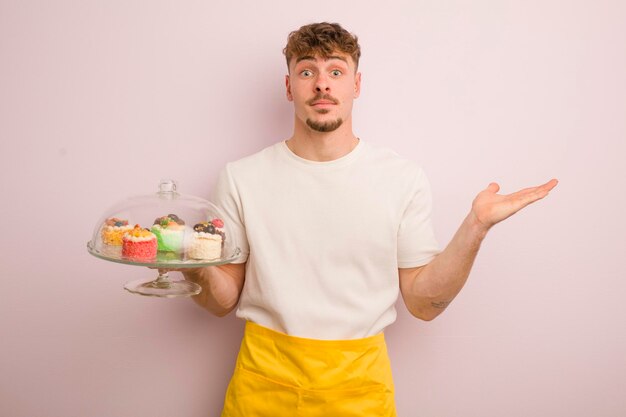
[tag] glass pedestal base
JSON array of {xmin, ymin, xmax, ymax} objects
[{"xmin": 124, "ymin": 270, "xmax": 201, "ymax": 298}]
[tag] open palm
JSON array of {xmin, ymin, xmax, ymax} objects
[{"xmin": 471, "ymin": 179, "xmax": 559, "ymax": 230}]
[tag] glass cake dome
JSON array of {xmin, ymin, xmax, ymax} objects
[{"xmin": 87, "ymin": 179, "xmax": 241, "ymax": 297}]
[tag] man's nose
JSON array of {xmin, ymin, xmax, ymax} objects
[{"xmin": 314, "ymin": 74, "xmax": 330, "ymax": 92}]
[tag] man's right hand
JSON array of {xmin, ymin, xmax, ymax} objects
[{"xmin": 180, "ymin": 263, "xmax": 246, "ymax": 316}]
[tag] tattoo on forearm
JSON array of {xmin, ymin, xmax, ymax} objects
[{"xmin": 431, "ymin": 300, "xmax": 451, "ymax": 309}]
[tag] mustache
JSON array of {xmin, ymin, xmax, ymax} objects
[{"xmin": 306, "ymin": 94, "xmax": 339, "ymax": 105}]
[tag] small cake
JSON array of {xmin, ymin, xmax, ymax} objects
[
  {"xmin": 122, "ymin": 225, "xmax": 157, "ymax": 260},
  {"xmin": 101, "ymin": 217, "xmax": 133, "ymax": 246},
  {"xmin": 186, "ymin": 218, "xmax": 225, "ymax": 260},
  {"xmin": 150, "ymin": 214, "xmax": 186, "ymax": 252}
]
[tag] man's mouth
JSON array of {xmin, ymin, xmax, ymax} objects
[{"xmin": 307, "ymin": 94, "xmax": 338, "ymax": 107}]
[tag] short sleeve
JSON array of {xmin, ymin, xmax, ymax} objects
[
  {"xmin": 396, "ymin": 168, "xmax": 440, "ymax": 268},
  {"xmin": 211, "ymin": 164, "xmax": 249, "ymax": 263}
]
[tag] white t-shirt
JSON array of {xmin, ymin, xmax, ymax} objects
[{"xmin": 212, "ymin": 140, "xmax": 440, "ymax": 339}]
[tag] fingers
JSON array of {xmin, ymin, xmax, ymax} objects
[
  {"xmin": 543, "ymin": 178, "xmax": 559, "ymax": 191},
  {"xmin": 512, "ymin": 178, "xmax": 559, "ymax": 207},
  {"xmin": 486, "ymin": 182, "xmax": 500, "ymax": 193},
  {"xmin": 489, "ymin": 179, "xmax": 558, "ymax": 197},
  {"xmin": 481, "ymin": 178, "xmax": 558, "ymax": 212},
  {"xmin": 527, "ymin": 178, "xmax": 559, "ymax": 196},
  {"xmin": 531, "ymin": 178, "xmax": 559, "ymax": 200}
]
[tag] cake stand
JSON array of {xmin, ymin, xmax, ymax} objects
[{"xmin": 86, "ymin": 179, "xmax": 241, "ymax": 298}]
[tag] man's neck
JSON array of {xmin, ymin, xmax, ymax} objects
[{"xmin": 286, "ymin": 118, "xmax": 359, "ymax": 162}]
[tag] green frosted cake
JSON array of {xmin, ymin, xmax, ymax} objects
[{"xmin": 150, "ymin": 214, "xmax": 186, "ymax": 252}]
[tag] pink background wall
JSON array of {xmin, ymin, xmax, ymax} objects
[{"xmin": 2, "ymin": 1, "xmax": 624, "ymax": 416}]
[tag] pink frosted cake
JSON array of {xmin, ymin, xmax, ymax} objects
[
  {"xmin": 101, "ymin": 217, "xmax": 133, "ymax": 246},
  {"xmin": 186, "ymin": 218, "xmax": 225, "ymax": 261},
  {"xmin": 122, "ymin": 225, "xmax": 157, "ymax": 260}
]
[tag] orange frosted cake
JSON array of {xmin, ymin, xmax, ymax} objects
[{"xmin": 101, "ymin": 217, "xmax": 133, "ymax": 246}]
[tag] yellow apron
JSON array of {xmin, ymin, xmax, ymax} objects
[{"xmin": 221, "ymin": 322, "xmax": 397, "ymax": 417}]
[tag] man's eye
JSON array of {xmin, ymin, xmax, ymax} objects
[
  {"xmin": 331, "ymin": 70, "xmax": 342, "ymax": 76},
  {"xmin": 301, "ymin": 70, "xmax": 313, "ymax": 77}
]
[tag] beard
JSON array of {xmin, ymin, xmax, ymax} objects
[
  {"xmin": 306, "ymin": 116, "xmax": 344, "ymax": 132},
  {"xmin": 305, "ymin": 93, "xmax": 343, "ymax": 132}
]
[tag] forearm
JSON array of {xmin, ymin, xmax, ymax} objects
[
  {"xmin": 182, "ymin": 263, "xmax": 245, "ymax": 317},
  {"xmin": 401, "ymin": 178, "xmax": 558, "ymax": 321},
  {"xmin": 401, "ymin": 212, "xmax": 488, "ymax": 321}
]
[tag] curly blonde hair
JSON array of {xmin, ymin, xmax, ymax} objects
[{"xmin": 283, "ymin": 22, "xmax": 361, "ymax": 70}]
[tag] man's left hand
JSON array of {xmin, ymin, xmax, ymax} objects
[{"xmin": 470, "ymin": 178, "xmax": 559, "ymax": 232}]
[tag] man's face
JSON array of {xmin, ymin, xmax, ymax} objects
[{"xmin": 286, "ymin": 53, "xmax": 361, "ymax": 133}]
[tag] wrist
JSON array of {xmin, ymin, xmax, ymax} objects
[{"xmin": 465, "ymin": 211, "xmax": 490, "ymax": 242}]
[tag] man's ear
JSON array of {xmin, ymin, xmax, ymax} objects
[
  {"xmin": 354, "ymin": 72, "xmax": 362, "ymax": 98},
  {"xmin": 285, "ymin": 75, "xmax": 293, "ymax": 101}
]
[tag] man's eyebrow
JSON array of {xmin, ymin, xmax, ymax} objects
[
  {"xmin": 295, "ymin": 55, "xmax": 316, "ymax": 64},
  {"xmin": 295, "ymin": 55, "xmax": 349, "ymax": 64}
]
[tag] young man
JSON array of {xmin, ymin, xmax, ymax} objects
[{"xmin": 183, "ymin": 22, "xmax": 557, "ymax": 416}]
